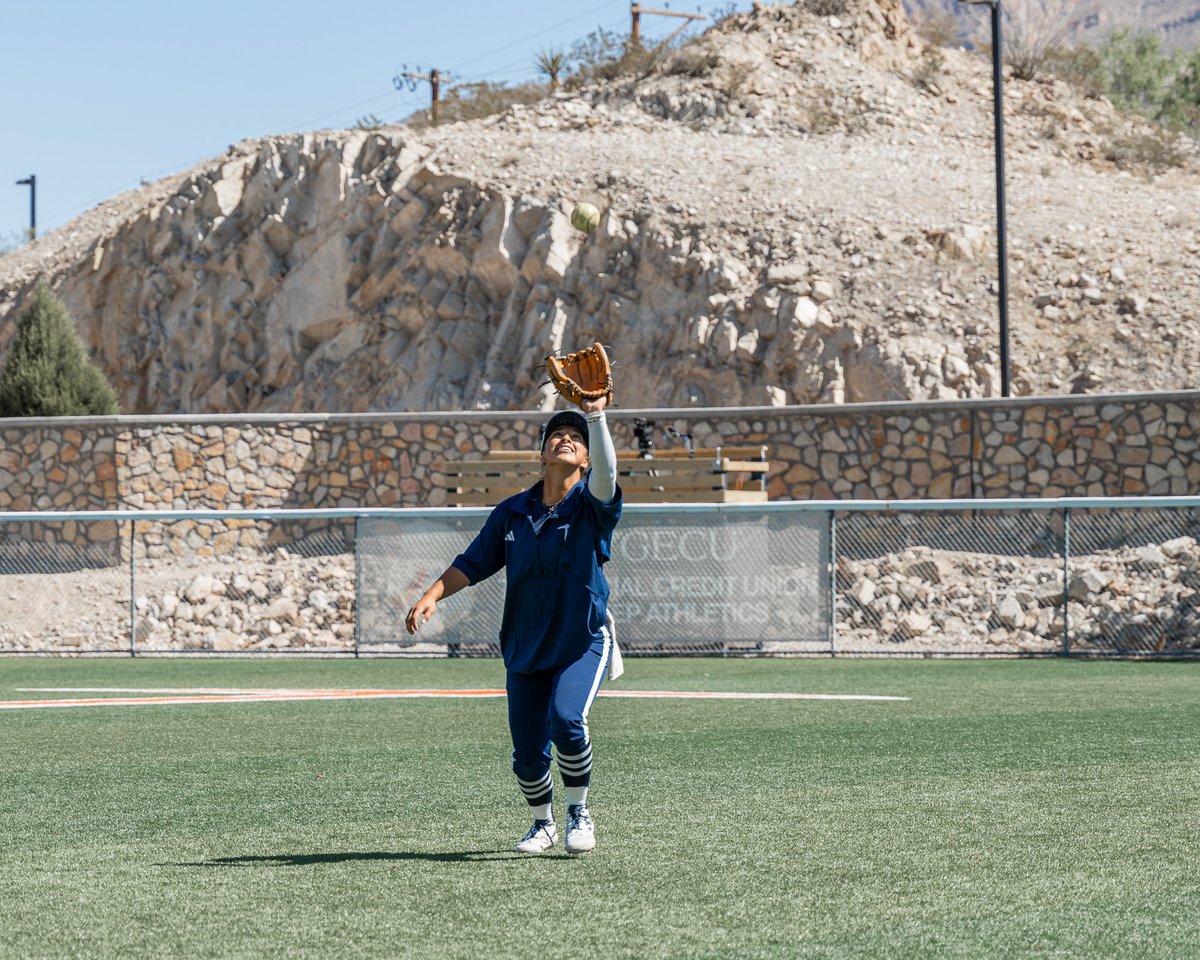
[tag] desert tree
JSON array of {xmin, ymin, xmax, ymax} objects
[{"xmin": 0, "ymin": 279, "xmax": 119, "ymax": 417}]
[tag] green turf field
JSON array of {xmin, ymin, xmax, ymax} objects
[{"xmin": 1, "ymin": 657, "xmax": 1197, "ymax": 959}]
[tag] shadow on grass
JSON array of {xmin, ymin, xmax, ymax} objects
[{"xmin": 163, "ymin": 849, "xmax": 570, "ymax": 867}]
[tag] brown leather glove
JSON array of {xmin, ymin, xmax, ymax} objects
[{"xmin": 545, "ymin": 342, "xmax": 614, "ymax": 406}]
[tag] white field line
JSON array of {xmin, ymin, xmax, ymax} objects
[
  {"xmin": 1, "ymin": 689, "xmax": 507, "ymax": 710},
  {"xmin": 2, "ymin": 687, "xmax": 910, "ymax": 710},
  {"xmin": 600, "ymin": 690, "xmax": 908, "ymax": 701},
  {"xmin": 15, "ymin": 687, "xmax": 468, "ymax": 695}
]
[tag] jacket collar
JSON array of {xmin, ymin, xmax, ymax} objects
[{"xmin": 526, "ymin": 475, "xmax": 587, "ymax": 517}]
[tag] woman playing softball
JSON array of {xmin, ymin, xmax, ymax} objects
[{"xmin": 405, "ymin": 395, "xmax": 621, "ymax": 855}]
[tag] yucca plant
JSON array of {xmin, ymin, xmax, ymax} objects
[{"xmin": 534, "ymin": 47, "xmax": 566, "ymax": 90}]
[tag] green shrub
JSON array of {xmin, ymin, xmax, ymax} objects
[
  {"xmin": 1100, "ymin": 30, "xmax": 1177, "ymax": 118},
  {"xmin": 0, "ymin": 280, "xmax": 120, "ymax": 417},
  {"xmin": 1052, "ymin": 30, "xmax": 1200, "ymax": 133},
  {"xmin": 1163, "ymin": 49, "xmax": 1200, "ymax": 129}
]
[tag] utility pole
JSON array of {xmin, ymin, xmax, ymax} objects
[
  {"xmin": 395, "ymin": 67, "xmax": 442, "ymax": 126},
  {"xmin": 956, "ymin": 0, "xmax": 1011, "ymax": 396},
  {"xmin": 15, "ymin": 175, "xmax": 36, "ymax": 241},
  {"xmin": 630, "ymin": 5, "xmax": 706, "ymax": 46}
]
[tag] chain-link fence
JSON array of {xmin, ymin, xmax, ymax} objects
[
  {"xmin": 1065, "ymin": 506, "xmax": 1200, "ymax": 655},
  {"xmin": 357, "ymin": 512, "xmax": 502, "ymax": 657},
  {"xmin": 835, "ymin": 508, "xmax": 1066, "ymax": 655},
  {"xmin": 0, "ymin": 519, "xmax": 126, "ymax": 654},
  {"xmin": 130, "ymin": 517, "xmax": 356, "ymax": 654},
  {"xmin": 2, "ymin": 501, "xmax": 1199, "ymax": 657},
  {"xmin": 358, "ymin": 507, "xmax": 829, "ymax": 657}
]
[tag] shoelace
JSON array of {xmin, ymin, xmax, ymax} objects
[
  {"xmin": 523, "ymin": 821, "xmax": 554, "ymax": 843},
  {"xmin": 567, "ymin": 807, "xmax": 592, "ymax": 831}
]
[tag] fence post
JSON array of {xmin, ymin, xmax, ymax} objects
[
  {"xmin": 1061, "ymin": 507, "xmax": 1071, "ymax": 657},
  {"xmin": 353, "ymin": 516, "xmax": 361, "ymax": 658},
  {"xmin": 128, "ymin": 521, "xmax": 137, "ymax": 657},
  {"xmin": 828, "ymin": 510, "xmax": 837, "ymax": 658}
]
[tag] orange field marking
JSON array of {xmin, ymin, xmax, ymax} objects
[{"xmin": 2, "ymin": 687, "xmax": 909, "ymax": 710}]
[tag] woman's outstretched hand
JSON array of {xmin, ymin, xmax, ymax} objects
[
  {"xmin": 405, "ymin": 594, "xmax": 437, "ymax": 634},
  {"xmin": 404, "ymin": 568, "xmax": 470, "ymax": 635}
]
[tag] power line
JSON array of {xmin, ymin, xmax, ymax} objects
[
  {"xmin": 262, "ymin": 6, "xmax": 629, "ymax": 138},
  {"xmin": 41, "ymin": 86, "xmax": 400, "ymax": 226},
  {"xmin": 34, "ymin": 4, "xmax": 728, "ymax": 229},
  {"xmin": 276, "ymin": 6, "xmax": 642, "ymax": 131},
  {"xmin": 287, "ymin": 89, "xmax": 399, "ymax": 133},
  {"xmin": 449, "ymin": 0, "xmax": 627, "ymax": 72},
  {"xmin": 41, "ymin": 157, "xmax": 211, "ymax": 227},
  {"xmin": 455, "ymin": 13, "xmax": 634, "ymax": 84}
]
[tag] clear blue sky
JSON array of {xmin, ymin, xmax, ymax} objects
[{"xmin": 0, "ymin": 0, "xmax": 747, "ymax": 242}]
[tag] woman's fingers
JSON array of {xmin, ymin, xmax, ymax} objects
[{"xmin": 406, "ymin": 598, "xmax": 435, "ymax": 634}]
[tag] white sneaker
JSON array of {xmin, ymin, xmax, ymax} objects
[
  {"xmin": 565, "ymin": 804, "xmax": 595, "ymax": 855},
  {"xmin": 514, "ymin": 819, "xmax": 557, "ymax": 854}
]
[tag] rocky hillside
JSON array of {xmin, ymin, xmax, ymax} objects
[
  {"xmin": 906, "ymin": 0, "xmax": 1200, "ymax": 51},
  {"xmin": 1, "ymin": 0, "xmax": 1199, "ymax": 415}
]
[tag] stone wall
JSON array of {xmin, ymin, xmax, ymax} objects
[
  {"xmin": 1, "ymin": 392, "xmax": 1198, "ymax": 541},
  {"xmin": 763, "ymin": 395, "xmax": 1200, "ymax": 500}
]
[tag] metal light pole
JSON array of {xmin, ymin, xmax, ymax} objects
[
  {"xmin": 16, "ymin": 174, "xmax": 36, "ymax": 241},
  {"xmin": 959, "ymin": 0, "xmax": 1010, "ymax": 397}
]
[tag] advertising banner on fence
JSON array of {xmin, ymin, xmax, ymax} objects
[{"xmin": 357, "ymin": 509, "xmax": 830, "ymax": 653}]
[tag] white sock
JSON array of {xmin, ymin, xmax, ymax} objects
[
  {"xmin": 564, "ymin": 786, "xmax": 588, "ymax": 807},
  {"xmin": 529, "ymin": 802, "xmax": 553, "ymax": 822}
]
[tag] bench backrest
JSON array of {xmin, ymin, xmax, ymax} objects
[{"xmin": 441, "ymin": 447, "xmax": 769, "ymax": 506}]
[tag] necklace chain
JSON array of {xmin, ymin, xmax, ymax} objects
[{"xmin": 532, "ymin": 489, "xmax": 569, "ymax": 536}]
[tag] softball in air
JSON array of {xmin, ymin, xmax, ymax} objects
[{"xmin": 570, "ymin": 201, "xmax": 601, "ymax": 234}]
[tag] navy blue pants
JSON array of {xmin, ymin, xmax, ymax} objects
[{"xmin": 507, "ymin": 632, "xmax": 611, "ymax": 807}]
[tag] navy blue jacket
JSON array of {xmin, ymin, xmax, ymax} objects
[{"xmin": 451, "ymin": 476, "xmax": 622, "ymax": 674}]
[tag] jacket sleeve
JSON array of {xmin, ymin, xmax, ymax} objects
[{"xmin": 450, "ymin": 507, "xmax": 507, "ymax": 584}]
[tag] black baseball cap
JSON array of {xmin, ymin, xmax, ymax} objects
[{"xmin": 541, "ymin": 410, "xmax": 589, "ymax": 450}]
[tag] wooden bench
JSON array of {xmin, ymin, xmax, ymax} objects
[{"xmin": 441, "ymin": 446, "xmax": 770, "ymax": 506}]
